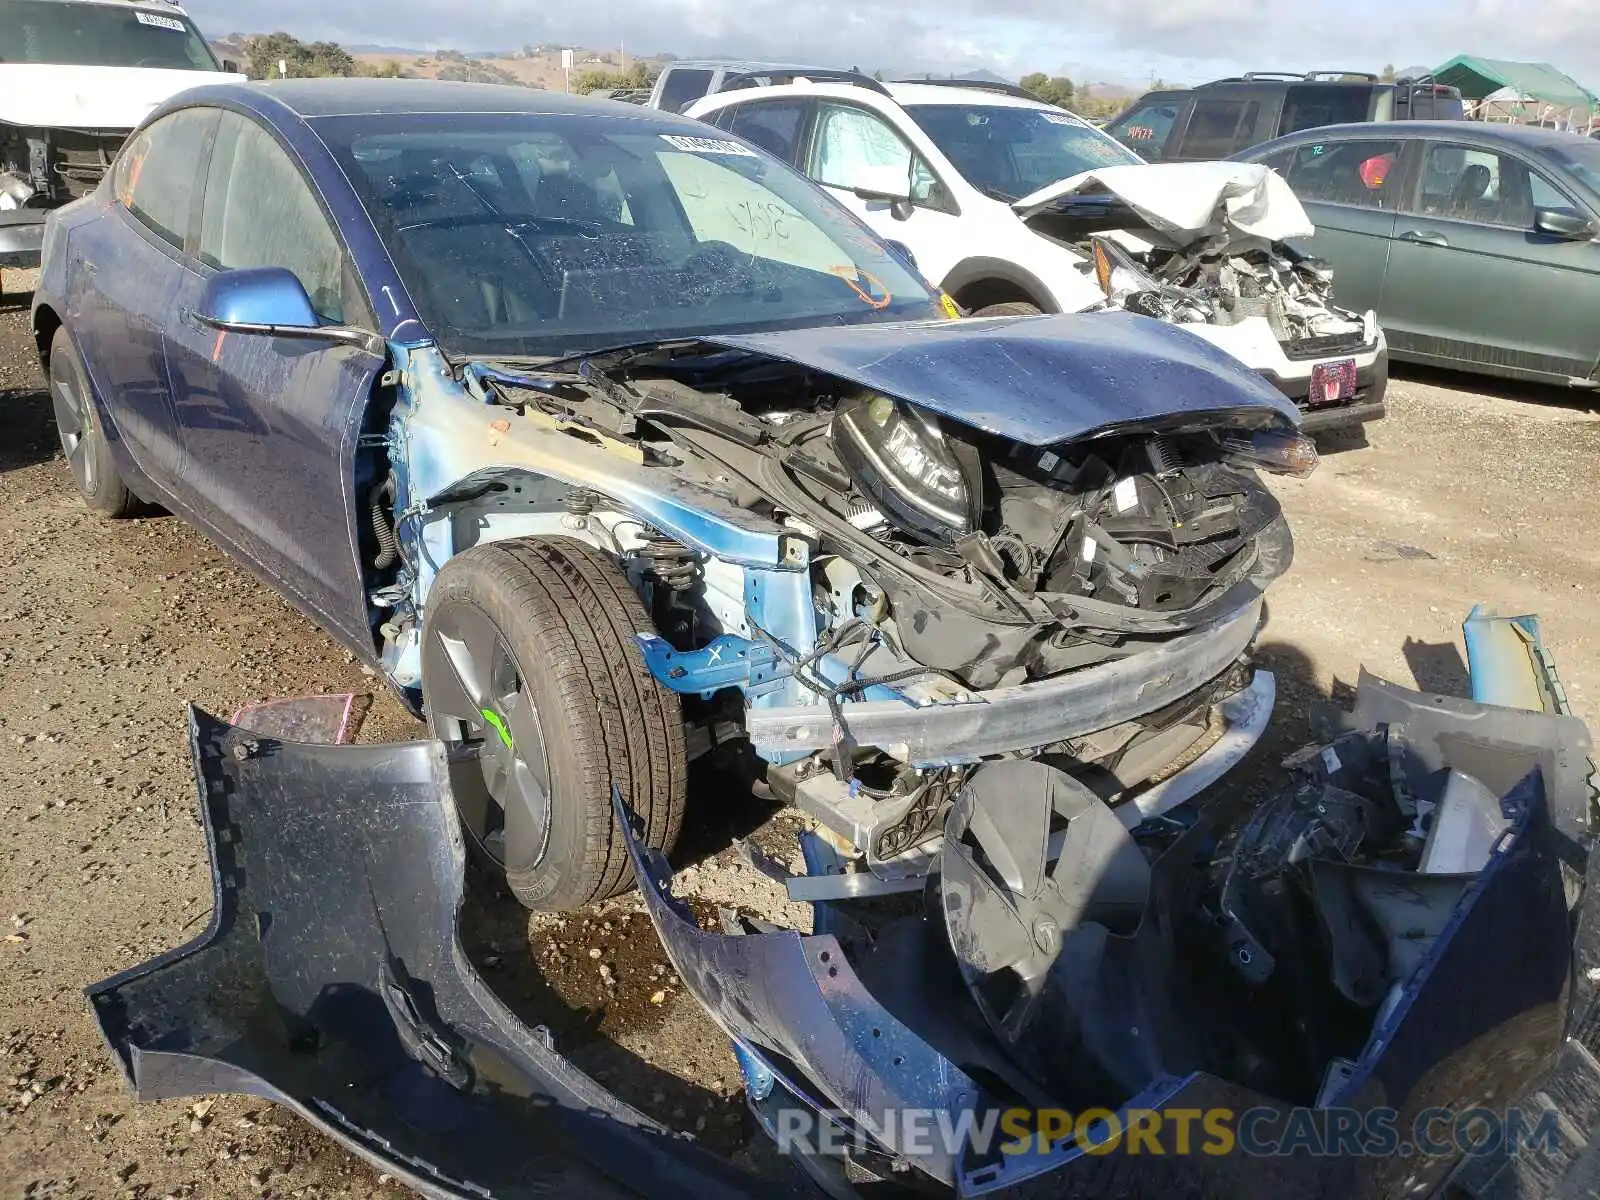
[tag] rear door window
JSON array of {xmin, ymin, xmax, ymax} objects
[
  {"xmin": 1177, "ymin": 98, "xmax": 1261, "ymax": 158},
  {"xmin": 723, "ymin": 100, "xmax": 811, "ymax": 165},
  {"xmin": 1104, "ymin": 98, "xmax": 1185, "ymax": 160},
  {"xmin": 657, "ymin": 68, "xmax": 713, "ymax": 113},
  {"xmin": 1279, "ymin": 85, "xmax": 1374, "ymax": 136},
  {"xmin": 1279, "ymin": 138, "xmax": 1405, "ymax": 209},
  {"xmin": 114, "ymin": 107, "xmax": 219, "ymax": 249}
]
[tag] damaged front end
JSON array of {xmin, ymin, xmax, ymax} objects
[
  {"xmin": 1017, "ymin": 163, "xmax": 1387, "ymax": 429},
  {"xmin": 382, "ymin": 313, "xmax": 1303, "ymax": 888},
  {"xmin": 90, "ymin": 610, "xmax": 1598, "ymax": 1197}
]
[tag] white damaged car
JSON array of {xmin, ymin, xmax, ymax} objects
[
  {"xmin": 0, "ymin": 0, "xmax": 233, "ymax": 272},
  {"xmin": 688, "ymin": 77, "xmax": 1388, "ymax": 433}
]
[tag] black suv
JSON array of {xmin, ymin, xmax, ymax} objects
[{"xmin": 1105, "ymin": 71, "xmax": 1465, "ymax": 161}]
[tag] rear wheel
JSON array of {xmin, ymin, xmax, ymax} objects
[
  {"xmin": 47, "ymin": 327, "xmax": 141, "ymax": 518},
  {"xmin": 970, "ymin": 301, "xmax": 1043, "ymax": 318},
  {"xmin": 421, "ymin": 536, "xmax": 687, "ymax": 912}
]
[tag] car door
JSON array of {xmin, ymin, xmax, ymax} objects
[
  {"xmin": 162, "ymin": 109, "xmax": 383, "ymax": 650},
  {"xmin": 1380, "ymin": 140, "xmax": 1600, "ymax": 380},
  {"xmin": 1256, "ymin": 135, "xmax": 1410, "ymax": 314},
  {"xmin": 800, "ymin": 100, "xmax": 963, "ymax": 286},
  {"xmin": 69, "ymin": 106, "xmax": 218, "ymax": 495},
  {"xmin": 1170, "ymin": 93, "xmax": 1277, "ymax": 161}
]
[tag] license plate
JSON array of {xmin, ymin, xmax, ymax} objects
[{"xmin": 1309, "ymin": 359, "xmax": 1358, "ymax": 406}]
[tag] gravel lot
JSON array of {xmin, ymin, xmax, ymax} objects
[{"xmin": 3, "ymin": 264, "xmax": 1598, "ymax": 1199}]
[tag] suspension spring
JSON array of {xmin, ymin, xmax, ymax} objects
[{"xmin": 635, "ymin": 529, "xmax": 700, "ymax": 588}]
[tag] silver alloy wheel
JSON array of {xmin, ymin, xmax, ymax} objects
[
  {"xmin": 48, "ymin": 347, "xmax": 96, "ymax": 497},
  {"xmin": 422, "ymin": 602, "xmax": 554, "ymax": 872}
]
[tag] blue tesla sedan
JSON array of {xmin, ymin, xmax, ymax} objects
[{"xmin": 31, "ymin": 79, "xmax": 1302, "ymax": 914}]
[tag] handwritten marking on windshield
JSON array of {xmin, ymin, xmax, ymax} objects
[{"xmin": 724, "ymin": 200, "xmax": 794, "ymax": 242}]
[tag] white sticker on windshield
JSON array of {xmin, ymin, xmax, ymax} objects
[
  {"xmin": 1113, "ymin": 477, "xmax": 1138, "ymax": 512},
  {"xmin": 134, "ymin": 10, "xmax": 187, "ymax": 30},
  {"xmin": 660, "ymin": 134, "xmax": 759, "ymax": 158},
  {"xmin": 1040, "ymin": 112, "xmax": 1079, "ymax": 126}
]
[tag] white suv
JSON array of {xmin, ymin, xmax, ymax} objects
[{"xmin": 687, "ymin": 77, "xmax": 1388, "ymax": 432}]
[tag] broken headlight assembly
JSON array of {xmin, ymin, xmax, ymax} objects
[{"xmin": 831, "ymin": 391, "xmax": 979, "ymax": 546}]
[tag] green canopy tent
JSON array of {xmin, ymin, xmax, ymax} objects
[{"xmin": 1429, "ymin": 55, "xmax": 1597, "ymax": 124}]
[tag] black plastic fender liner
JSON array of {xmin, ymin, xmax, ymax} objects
[{"xmin": 84, "ymin": 708, "xmax": 770, "ymax": 1200}]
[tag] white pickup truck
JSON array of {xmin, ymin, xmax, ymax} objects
[{"xmin": 0, "ymin": 0, "xmax": 234, "ymax": 271}]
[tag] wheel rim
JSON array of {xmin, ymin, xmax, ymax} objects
[
  {"xmin": 49, "ymin": 348, "xmax": 97, "ymax": 497},
  {"xmin": 422, "ymin": 602, "xmax": 553, "ymax": 873}
]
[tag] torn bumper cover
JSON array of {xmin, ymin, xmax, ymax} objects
[
  {"xmin": 85, "ymin": 712, "xmax": 770, "ymax": 1200},
  {"xmin": 626, "ymin": 620, "xmax": 1597, "ymax": 1197}
]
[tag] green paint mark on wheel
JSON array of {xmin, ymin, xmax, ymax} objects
[{"xmin": 480, "ymin": 708, "xmax": 514, "ymax": 750}]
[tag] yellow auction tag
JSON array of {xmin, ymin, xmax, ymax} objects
[{"xmin": 940, "ymin": 293, "xmax": 962, "ymax": 319}]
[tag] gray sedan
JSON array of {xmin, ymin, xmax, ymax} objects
[{"xmin": 1235, "ymin": 122, "xmax": 1600, "ymax": 388}]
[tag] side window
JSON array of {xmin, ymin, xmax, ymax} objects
[
  {"xmin": 1105, "ymin": 99, "xmax": 1184, "ymax": 160},
  {"xmin": 114, "ymin": 108, "xmax": 219, "ymax": 249},
  {"xmin": 1281, "ymin": 138, "xmax": 1404, "ymax": 209},
  {"xmin": 809, "ymin": 104, "xmax": 913, "ymax": 190},
  {"xmin": 199, "ymin": 113, "xmax": 348, "ymax": 323},
  {"xmin": 724, "ymin": 100, "xmax": 810, "ymax": 165},
  {"xmin": 1529, "ymin": 170, "xmax": 1582, "ymax": 220},
  {"xmin": 1177, "ymin": 98, "xmax": 1261, "ymax": 159},
  {"xmin": 1410, "ymin": 143, "xmax": 1557, "ymax": 229},
  {"xmin": 1279, "ymin": 85, "xmax": 1374, "ymax": 136},
  {"xmin": 658, "ymin": 69, "xmax": 713, "ymax": 114}
]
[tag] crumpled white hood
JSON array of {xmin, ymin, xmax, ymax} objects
[
  {"xmin": 0, "ymin": 65, "xmax": 228, "ymax": 131},
  {"xmin": 1013, "ymin": 161, "xmax": 1315, "ymax": 245}
]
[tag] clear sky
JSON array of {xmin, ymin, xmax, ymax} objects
[{"xmin": 183, "ymin": 0, "xmax": 1600, "ymax": 92}]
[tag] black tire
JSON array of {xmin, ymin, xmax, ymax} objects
[
  {"xmin": 421, "ymin": 536, "xmax": 687, "ymax": 912},
  {"xmin": 970, "ymin": 301, "xmax": 1043, "ymax": 317},
  {"xmin": 47, "ymin": 326, "xmax": 141, "ymax": 518}
]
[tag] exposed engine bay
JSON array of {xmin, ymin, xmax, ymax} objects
[
  {"xmin": 0, "ymin": 122, "xmax": 123, "ymax": 214},
  {"xmin": 402, "ymin": 314, "xmax": 1308, "ymax": 879}
]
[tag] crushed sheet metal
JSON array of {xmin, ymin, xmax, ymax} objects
[
  {"xmin": 745, "ymin": 598, "xmax": 1263, "ymax": 761},
  {"xmin": 1010, "ymin": 161, "xmax": 1315, "ymax": 242},
  {"xmin": 85, "ymin": 707, "xmax": 771, "ymax": 1200}
]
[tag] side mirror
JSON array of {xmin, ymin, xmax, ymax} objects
[
  {"xmin": 1533, "ymin": 207, "xmax": 1594, "ymax": 240},
  {"xmin": 222, "ymin": 59, "xmax": 240, "ymax": 73},
  {"xmin": 850, "ymin": 163, "xmax": 914, "ymax": 219},
  {"xmin": 195, "ymin": 267, "xmax": 381, "ymax": 353}
]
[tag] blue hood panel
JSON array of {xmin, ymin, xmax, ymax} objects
[{"xmin": 703, "ymin": 311, "xmax": 1299, "ymax": 445}]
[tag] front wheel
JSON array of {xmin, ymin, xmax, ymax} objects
[
  {"xmin": 970, "ymin": 301, "xmax": 1043, "ymax": 318},
  {"xmin": 421, "ymin": 536, "xmax": 687, "ymax": 911}
]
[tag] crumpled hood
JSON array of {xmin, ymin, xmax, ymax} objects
[
  {"xmin": 0, "ymin": 65, "xmax": 228, "ymax": 130},
  {"xmin": 703, "ymin": 309, "xmax": 1300, "ymax": 444},
  {"xmin": 1012, "ymin": 161, "xmax": 1315, "ymax": 244}
]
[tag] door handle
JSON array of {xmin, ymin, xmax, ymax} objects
[{"xmin": 1399, "ymin": 229, "xmax": 1449, "ymax": 247}]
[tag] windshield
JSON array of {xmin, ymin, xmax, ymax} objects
[
  {"xmin": 317, "ymin": 113, "xmax": 941, "ymax": 359},
  {"xmin": 0, "ymin": 1, "xmax": 219, "ymax": 70},
  {"xmin": 1544, "ymin": 141, "xmax": 1600, "ymax": 207},
  {"xmin": 905, "ymin": 104, "xmax": 1141, "ymax": 201}
]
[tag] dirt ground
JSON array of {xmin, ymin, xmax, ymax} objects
[{"xmin": 2, "ymin": 264, "xmax": 1598, "ymax": 1199}]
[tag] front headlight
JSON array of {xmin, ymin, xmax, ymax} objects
[
  {"xmin": 1091, "ymin": 233, "xmax": 1163, "ymax": 301},
  {"xmin": 831, "ymin": 392, "xmax": 976, "ymax": 546}
]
